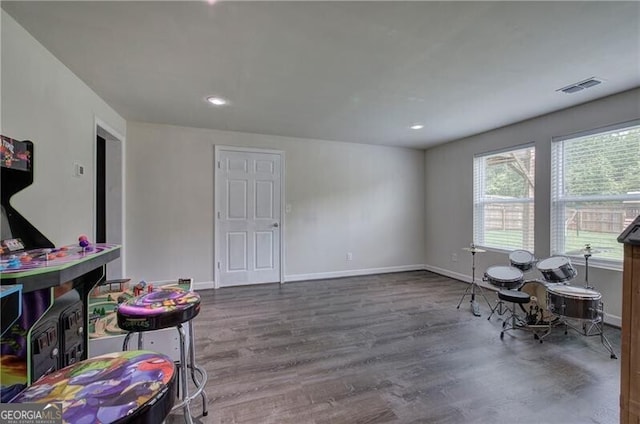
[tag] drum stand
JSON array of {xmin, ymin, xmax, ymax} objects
[
  {"xmin": 583, "ymin": 244, "xmax": 594, "ymax": 290},
  {"xmin": 567, "ymin": 245, "xmax": 617, "ymax": 358},
  {"xmin": 456, "ymin": 245, "xmax": 492, "ymax": 317},
  {"xmin": 560, "ymin": 304, "xmax": 617, "ymax": 359},
  {"xmin": 584, "ymin": 305, "xmax": 617, "ymax": 359}
]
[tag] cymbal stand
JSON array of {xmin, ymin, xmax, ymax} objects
[
  {"xmin": 584, "ymin": 244, "xmax": 593, "ymax": 289},
  {"xmin": 456, "ymin": 246, "xmax": 492, "ymax": 317},
  {"xmin": 562, "ymin": 243, "xmax": 617, "ymax": 358}
]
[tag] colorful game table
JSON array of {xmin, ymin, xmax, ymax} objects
[{"xmin": 0, "ymin": 243, "xmax": 120, "ymax": 402}]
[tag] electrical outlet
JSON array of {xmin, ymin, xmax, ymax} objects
[
  {"xmin": 74, "ymin": 162, "xmax": 85, "ymax": 177},
  {"xmin": 346, "ymin": 252, "xmax": 353, "ymax": 261},
  {"xmin": 451, "ymin": 253, "xmax": 458, "ymax": 262}
]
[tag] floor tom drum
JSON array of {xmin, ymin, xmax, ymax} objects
[{"xmin": 546, "ymin": 285, "xmax": 601, "ymax": 321}]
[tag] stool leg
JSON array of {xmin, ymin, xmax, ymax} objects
[
  {"xmin": 487, "ymin": 299, "xmax": 505, "ymax": 321},
  {"xmin": 188, "ymin": 320, "xmax": 209, "ymax": 416},
  {"xmin": 500, "ymin": 303, "xmax": 518, "ymax": 338},
  {"xmin": 123, "ymin": 332, "xmax": 133, "ymax": 351},
  {"xmin": 177, "ymin": 324, "xmax": 193, "ymax": 424}
]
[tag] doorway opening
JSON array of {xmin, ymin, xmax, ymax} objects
[{"xmin": 95, "ymin": 118, "xmax": 125, "ymax": 280}]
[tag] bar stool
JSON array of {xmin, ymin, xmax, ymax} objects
[
  {"xmin": 11, "ymin": 350, "xmax": 176, "ymax": 424},
  {"xmin": 117, "ymin": 286, "xmax": 208, "ymax": 423}
]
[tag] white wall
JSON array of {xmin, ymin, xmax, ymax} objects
[
  {"xmin": 424, "ymin": 88, "xmax": 640, "ymax": 323},
  {"xmin": 1, "ymin": 11, "xmax": 126, "ymax": 245},
  {"xmin": 126, "ymin": 122, "xmax": 426, "ymax": 286},
  {"xmin": 0, "ymin": 12, "xmax": 3, "ymax": 134},
  {"xmin": 6, "ymin": 6, "xmax": 636, "ymax": 323}
]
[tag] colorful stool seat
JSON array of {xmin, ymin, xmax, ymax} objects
[
  {"xmin": 117, "ymin": 287, "xmax": 201, "ymax": 332},
  {"xmin": 10, "ymin": 350, "xmax": 176, "ymax": 424},
  {"xmin": 116, "ymin": 286, "xmax": 208, "ymax": 424}
]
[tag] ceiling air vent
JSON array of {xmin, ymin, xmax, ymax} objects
[{"xmin": 557, "ymin": 77, "xmax": 604, "ymax": 94}]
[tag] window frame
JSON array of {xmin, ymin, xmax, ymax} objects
[
  {"xmin": 550, "ymin": 119, "xmax": 640, "ymax": 270},
  {"xmin": 473, "ymin": 142, "xmax": 536, "ymax": 252}
]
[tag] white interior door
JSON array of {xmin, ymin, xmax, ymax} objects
[{"xmin": 216, "ymin": 148, "xmax": 282, "ymax": 287}]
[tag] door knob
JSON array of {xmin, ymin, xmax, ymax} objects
[{"xmin": 273, "ymin": 223, "xmax": 279, "ymax": 228}]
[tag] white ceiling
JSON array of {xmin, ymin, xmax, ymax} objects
[{"xmin": 3, "ymin": 1, "xmax": 640, "ymax": 149}]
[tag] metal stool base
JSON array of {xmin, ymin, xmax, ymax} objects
[{"xmin": 124, "ymin": 320, "xmax": 208, "ymax": 423}]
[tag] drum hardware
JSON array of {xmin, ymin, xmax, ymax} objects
[
  {"xmin": 583, "ymin": 244, "xmax": 592, "ymax": 289},
  {"xmin": 497, "ymin": 289, "xmax": 552, "ymax": 342},
  {"xmin": 582, "ymin": 306, "xmax": 617, "ymax": 359},
  {"xmin": 557, "ymin": 302, "xmax": 617, "ymax": 359},
  {"xmin": 545, "ymin": 283, "xmax": 617, "ymax": 359},
  {"xmin": 492, "ymin": 279, "xmax": 553, "ymax": 342},
  {"xmin": 518, "ymin": 280, "xmax": 556, "ymax": 324},
  {"xmin": 523, "ymin": 302, "xmax": 544, "ymax": 326},
  {"xmin": 456, "ymin": 244, "xmax": 492, "ymax": 317},
  {"xmin": 487, "ymin": 299, "xmax": 510, "ymax": 321}
]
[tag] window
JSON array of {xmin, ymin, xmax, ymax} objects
[
  {"xmin": 474, "ymin": 145, "xmax": 535, "ymax": 251},
  {"xmin": 551, "ymin": 121, "xmax": 640, "ymax": 267}
]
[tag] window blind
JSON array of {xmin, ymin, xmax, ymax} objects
[
  {"xmin": 551, "ymin": 121, "xmax": 640, "ymax": 267},
  {"xmin": 473, "ymin": 145, "xmax": 535, "ymax": 251}
]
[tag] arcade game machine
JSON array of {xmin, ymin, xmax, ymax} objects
[{"xmin": 0, "ymin": 135, "xmax": 120, "ymax": 402}]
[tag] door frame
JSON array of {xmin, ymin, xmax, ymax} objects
[
  {"xmin": 213, "ymin": 145, "xmax": 285, "ymax": 289},
  {"xmin": 94, "ymin": 116, "xmax": 125, "ymax": 279}
]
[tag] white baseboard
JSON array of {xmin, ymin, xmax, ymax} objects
[
  {"xmin": 193, "ymin": 281, "xmax": 215, "ymax": 291},
  {"xmin": 603, "ymin": 314, "xmax": 621, "ymax": 328},
  {"xmin": 284, "ymin": 264, "xmax": 428, "ymax": 283},
  {"xmin": 423, "ymin": 264, "xmax": 470, "ymax": 283},
  {"xmin": 199, "ymin": 264, "xmax": 464, "ymax": 290},
  {"xmin": 192, "ymin": 265, "xmax": 427, "ymax": 291}
]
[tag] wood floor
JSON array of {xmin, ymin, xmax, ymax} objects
[{"xmin": 168, "ymin": 271, "xmax": 621, "ymax": 424}]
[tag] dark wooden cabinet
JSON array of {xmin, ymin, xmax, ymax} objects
[{"xmin": 619, "ymin": 218, "xmax": 640, "ymax": 424}]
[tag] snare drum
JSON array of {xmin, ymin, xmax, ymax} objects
[
  {"xmin": 509, "ymin": 250, "xmax": 536, "ymax": 272},
  {"xmin": 546, "ymin": 285, "xmax": 601, "ymax": 320},
  {"xmin": 484, "ymin": 266, "xmax": 524, "ymax": 290},
  {"xmin": 519, "ymin": 280, "xmax": 555, "ymax": 323},
  {"xmin": 536, "ymin": 256, "xmax": 577, "ymax": 283}
]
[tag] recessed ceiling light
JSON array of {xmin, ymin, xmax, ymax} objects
[
  {"xmin": 206, "ymin": 96, "xmax": 228, "ymax": 106},
  {"xmin": 410, "ymin": 124, "xmax": 424, "ymax": 130}
]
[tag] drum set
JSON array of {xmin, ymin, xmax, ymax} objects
[{"xmin": 481, "ymin": 246, "xmax": 617, "ymax": 358}]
